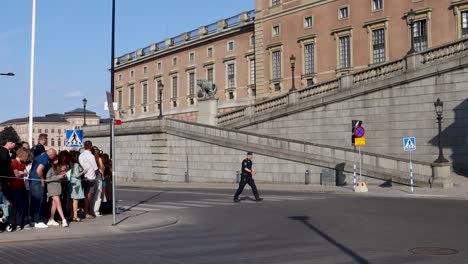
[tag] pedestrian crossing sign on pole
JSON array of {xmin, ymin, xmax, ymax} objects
[
  {"xmin": 65, "ymin": 130, "xmax": 84, "ymax": 148},
  {"xmin": 403, "ymin": 137, "xmax": 416, "ymax": 151}
]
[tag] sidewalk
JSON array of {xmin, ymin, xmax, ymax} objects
[
  {"xmin": 0, "ymin": 210, "xmax": 177, "ymax": 243},
  {"xmin": 118, "ymin": 176, "xmax": 468, "ymax": 200}
]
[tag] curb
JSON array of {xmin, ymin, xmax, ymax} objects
[{"xmin": 114, "ymin": 216, "xmax": 178, "ymax": 232}]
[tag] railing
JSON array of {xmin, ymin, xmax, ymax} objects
[
  {"xmin": 156, "ymin": 41, "xmax": 166, "ymax": 50},
  {"xmin": 206, "ymin": 22, "xmax": 218, "ymax": 34},
  {"xmin": 421, "ymin": 37, "xmax": 468, "ymax": 64},
  {"xmin": 188, "ymin": 29, "xmax": 199, "ymax": 41},
  {"xmin": 217, "ymin": 108, "xmax": 246, "ymax": 124},
  {"xmin": 142, "ymin": 46, "xmax": 151, "ymax": 56},
  {"xmin": 226, "ymin": 15, "xmax": 240, "ymax": 28},
  {"xmin": 254, "ymin": 94, "xmax": 289, "ymax": 113},
  {"xmin": 298, "ymin": 79, "xmax": 339, "ymax": 100},
  {"xmin": 247, "ymin": 10, "xmax": 255, "ymax": 20},
  {"xmin": 172, "ymin": 34, "xmax": 184, "ymax": 45},
  {"xmin": 115, "ymin": 10, "xmax": 254, "ymax": 67},
  {"xmin": 353, "ymin": 59, "xmax": 405, "ymax": 84}
]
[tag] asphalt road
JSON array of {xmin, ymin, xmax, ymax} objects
[{"xmin": 1, "ymin": 186, "xmax": 467, "ymax": 264}]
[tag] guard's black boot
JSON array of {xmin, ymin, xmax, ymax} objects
[
  {"xmin": 255, "ymin": 196, "xmax": 263, "ymax": 202},
  {"xmin": 233, "ymin": 197, "xmax": 240, "ymax": 203}
]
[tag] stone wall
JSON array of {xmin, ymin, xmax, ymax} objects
[
  {"xmin": 220, "ymin": 48, "xmax": 468, "ymax": 176},
  {"xmin": 83, "ymin": 118, "xmax": 437, "ymax": 187}
]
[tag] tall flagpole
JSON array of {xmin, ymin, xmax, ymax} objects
[
  {"xmin": 111, "ymin": 0, "xmax": 117, "ymax": 226},
  {"xmin": 28, "ymin": 0, "xmax": 37, "ymax": 146}
]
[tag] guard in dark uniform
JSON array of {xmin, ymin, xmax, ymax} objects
[{"xmin": 233, "ymin": 152, "xmax": 262, "ymax": 202}]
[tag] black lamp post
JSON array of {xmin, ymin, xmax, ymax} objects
[
  {"xmin": 434, "ymin": 98, "xmax": 448, "ymax": 163},
  {"xmin": 82, "ymin": 97, "xmax": 88, "ymax": 127},
  {"xmin": 289, "ymin": 54, "xmax": 296, "ymax": 92},
  {"xmin": 406, "ymin": 9, "xmax": 416, "ymax": 55},
  {"xmin": 158, "ymin": 80, "xmax": 164, "ymax": 119},
  {"xmin": 0, "ymin": 72, "xmax": 14, "ymax": 76}
]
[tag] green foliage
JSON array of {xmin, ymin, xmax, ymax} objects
[{"xmin": 0, "ymin": 126, "xmax": 20, "ymax": 146}]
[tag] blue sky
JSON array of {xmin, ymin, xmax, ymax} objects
[{"xmin": 0, "ymin": 0, "xmax": 253, "ymax": 122}]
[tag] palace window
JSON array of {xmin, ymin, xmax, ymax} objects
[
  {"xmin": 304, "ymin": 43, "xmax": 315, "ymax": 74},
  {"xmin": 462, "ymin": 11, "xmax": 468, "ymax": 37},
  {"xmin": 414, "ymin": 20, "xmax": 428, "ymax": 52},
  {"xmin": 272, "ymin": 50, "xmax": 282, "ymax": 79},
  {"xmin": 172, "ymin": 76, "xmax": 178, "ymax": 99},
  {"xmin": 273, "ymin": 25, "xmax": 280, "ymax": 36},
  {"xmin": 304, "ymin": 16, "xmax": 313, "ymax": 28},
  {"xmin": 339, "ymin": 36, "xmax": 351, "ymax": 69},
  {"xmin": 129, "ymin": 86, "xmax": 135, "ymax": 107},
  {"xmin": 372, "ymin": 0, "xmax": 383, "ymax": 11},
  {"xmin": 249, "ymin": 58, "xmax": 256, "ymax": 85},
  {"xmin": 339, "ymin": 7, "xmax": 349, "ymax": 20},
  {"xmin": 188, "ymin": 72, "xmax": 195, "ymax": 96},
  {"xmin": 142, "ymin": 82, "xmax": 148, "ymax": 105},
  {"xmin": 227, "ymin": 62, "xmax": 235, "ymax": 89},
  {"xmin": 372, "ymin": 28, "xmax": 386, "ymax": 63}
]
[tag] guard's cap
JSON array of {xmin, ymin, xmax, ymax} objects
[{"xmin": 247, "ymin": 152, "xmax": 253, "ymax": 155}]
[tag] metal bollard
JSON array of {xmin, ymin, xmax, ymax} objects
[
  {"xmin": 236, "ymin": 171, "xmax": 241, "ymax": 183},
  {"xmin": 305, "ymin": 169, "xmax": 310, "ymax": 185},
  {"xmin": 185, "ymin": 171, "xmax": 189, "ymax": 183}
]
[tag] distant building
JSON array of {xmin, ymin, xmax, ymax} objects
[
  {"xmin": 114, "ymin": 0, "xmax": 467, "ymax": 121},
  {"xmin": 0, "ymin": 108, "xmax": 101, "ymax": 149}
]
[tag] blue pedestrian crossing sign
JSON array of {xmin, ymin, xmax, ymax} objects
[
  {"xmin": 65, "ymin": 130, "xmax": 83, "ymax": 148},
  {"xmin": 403, "ymin": 137, "xmax": 416, "ymax": 151}
]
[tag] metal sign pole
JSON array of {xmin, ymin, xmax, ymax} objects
[
  {"xmin": 111, "ymin": 119, "xmax": 116, "ymax": 225},
  {"xmin": 359, "ymin": 146, "xmax": 362, "ymax": 182},
  {"xmin": 409, "ymin": 151, "xmax": 414, "ymax": 193},
  {"xmin": 353, "ymin": 146, "xmax": 357, "ymax": 190}
]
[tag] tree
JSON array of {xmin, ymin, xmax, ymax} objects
[{"xmin": 0, "ymin": 126, "xmax": 20, "ymax": 146}]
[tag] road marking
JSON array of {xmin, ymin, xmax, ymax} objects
[
  {"xmin": 120, "ymin": 206, "xmax": 160, "ymax": 212},
  {"xmin": 407, "ymin": 194, "xmax": 449, "ymax": 198},
  {"xmin": 262, "ymin": 196, "xmax": 307, "ymax": 201},
  {"xmin": 135, "ymin": 203, "xmax": 189, "ymax": 209},
  {"xmin": 159, "ymin": 202, "xmax": 212, "ymax": 208},
  {"xmin": 181, "ymin": 200, "xmax": 235, "ymax": 206}
]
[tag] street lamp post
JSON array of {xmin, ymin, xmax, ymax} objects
[
  {"xmin": 82, "ymin": 97, "xmax": 87, "ymax": 127},
  {"xmin": 0, "ymin": 72, "xmax": 15, "ymax": 76},
  {"xmin": 406, "ymin": 9, "xmax": 416, "ymax": 55},
  {"xmin": 158, "ymin": 80, "xmax": 164, "ymax": 119},
  {"xmin": 289, "ymin": 54, "xmax": 296, "ymax": 92},
  {"xmin": 433, "ymin": 98, "xmax": 448, "ymax": 163}
]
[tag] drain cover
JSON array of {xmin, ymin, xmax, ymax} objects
[{"xmin": 409, "ymin": 247, "xmax": 459, "ymax": 256}]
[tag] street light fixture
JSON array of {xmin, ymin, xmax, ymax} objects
[
  {"xmin": 82, "ymin": 97, "xmax": 88, "ymax": 127},
  {"xmin": 289, "ymin": 54, "xmax": 296, "ymax": 92},
  {"xmin": 0, "ymin": 72, "xmax": 15, "ymax": 76},
  {"xmin": 406, "ymin": 9, "xmax": 416, "ymax": 55},
  {"xmin": 158, "ymin": 80, "xmax": 164, "ymax": 119},
  {"xmin": 433, "ymin": 98, "xmax": 448, "ymax": 163}
]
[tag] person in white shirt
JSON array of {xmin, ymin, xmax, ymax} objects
[{"xmin": 78, "ymin": 140, "xmax": 99, "ymax": 219}]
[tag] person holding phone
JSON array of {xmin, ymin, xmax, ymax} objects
[{"xmin": 46, "ymin": 151, "xmax": 70, "ymax": 228}]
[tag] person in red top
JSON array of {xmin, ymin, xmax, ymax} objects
[{"xmin": 9, "ymin": 147, "xmax": 31, "ymax": 231}]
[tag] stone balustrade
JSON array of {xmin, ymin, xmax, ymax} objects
[
  {"xmin": 420, "ymin": 37, "xmax": 468, "ymax": 64},
  {"xmin": 353, "ymin": 59, "xmax": 405, "ymax": 84},
  {"xmin": 116, "ymin": 10, "xmax": 255, "ymax": 66},
  {"xmin": 298, "ymin": 79, "xmax": 340, "ymax": 100}
]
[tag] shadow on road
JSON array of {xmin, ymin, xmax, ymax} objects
[
  {"xmin": 289, "ymin": 216, "xmax": 370, "ymax": 264},
  {"xmin": 124, "ymin": 192, "xmax": 164, "ymax": 211}
]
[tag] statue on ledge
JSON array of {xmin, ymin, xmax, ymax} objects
[{"xmin": 197, "ymin": 79, "xmax": 217, "ymax": 100}]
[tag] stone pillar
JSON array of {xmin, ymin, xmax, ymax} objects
[
  {"xmin": 288, "ymin": 91, "xmax": 299, "ymax": 104},
  {"xmin": 406, "ymin": 53, "xmax": 422, "ymax": 71},
  {"xmin": 198, "ymin": 98, "xmax": 219, "ymax": 126},
  {"xmin": 431, "ymin": 162, "xmax": 453, "ymax": 188}
]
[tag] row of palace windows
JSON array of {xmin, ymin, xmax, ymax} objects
[
  {"xmin": 269, "ymin": 10, "xmax": 468, "ymax": 88},
  {"xmin": 118, "ymin": 35, "xmax": 256, "ymax": 82},
  {"xmin": 32, "ymin": 128, "xmax": 63, "ymax": 134},
  {"xmin": 272, "ymin": 0, "xmax": 384, "ymax": 14},
  {"xmin": 118, "ymin": 58, "xmax": 256, "ymax": 112}
]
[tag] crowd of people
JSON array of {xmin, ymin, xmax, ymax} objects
[{"xmin": 0, "ymin": 133, "xmax": 112, "ymax": 232}]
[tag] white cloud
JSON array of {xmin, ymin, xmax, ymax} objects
[{"xmin": 64, "ymin": 91, "xmax": 81, "ymax": 98}]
